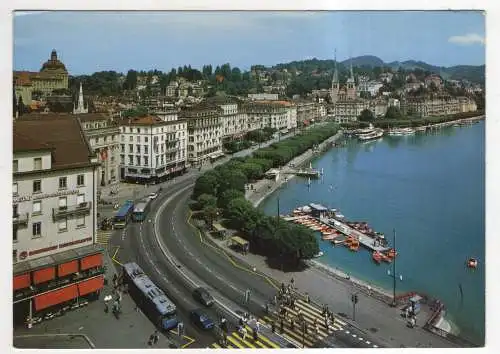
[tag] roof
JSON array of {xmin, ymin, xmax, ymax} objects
[
  {"xmin": 77, "ymin": 113, "xmax": 111, "ymax": 122},
  {"xmin": 230, "ymin": 236, "xmax": 249, "ymax": 246},
  {"xmin": 309, "ymin": 203, "xmax": 329, "ymax": 211},
  {"xmin": 14, "ymin": 114, "xmax": 95, "ymax": 171},
  {"xmin": 120, "ymin": 115, "xmax": 166, "ymax": 125}
]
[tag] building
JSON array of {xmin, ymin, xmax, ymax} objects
[
  {"xmin": 330, "ymin": 53, "xmax": 357, "ymax": 103},
  {"xmin": 379, "ymin": 72, "xmax": 394, "ymax": 83},
  {"xmin": 401, "ymin": 96, "xmax": 477, "ymax": 117},
  {"xmin": 119, "ymin": 115, "xmax": 188, "ymax": 182},
  {"xmin": 248, "ymin": 93, "xmax": 279, "ymax": 101},
  {"xmin": 73, "ymin": 83, "xmax": 89, "ymax": 114},
  {"xmin": 242, "ymin": 100, "xmax": 297, "ymax": 131},
  {"xmin": 180, "ymin": 104, "xmax": 224, "ymax": 166},
  {"xmin": 424, "ymin": 74, "xmax": 443, "ymax": 89},
  {"xmin": 206, "ymin": 97, "xmax": 248, "ymax": 141},
  {"xmin": 388, "ymin": 98, "xmax": 401, "ymax": 109},
  {"xmin": 333, "ymin": 100, "xmax": 370, "ymax": 123},
  {"xmin": 79, "ymin": 114, "xmax": 121, "ymax": 187},
  {"xmin": 13, "ymin": 50, "xmax": 70, "ymax": 102},
  {"xmin": 358, "ymin": 80, "xmax": 384, "ymax": 97},
  {"xmin": 13, "ymin": 115, "xmax": 103, "ymax": 326},
  {"xmin": 295, "ymin": 100, "xmax": 320, "ymax": 124},
  {"xmin": 369, "ymin": 99, "xmax": 388, "ymax": 118}
]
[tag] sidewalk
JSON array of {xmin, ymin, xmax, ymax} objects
[
  {"xmin": 205, "ymin": 228, "xmax": 458, "ymax": 348},
  {"xmin": 13, "ymin": 252, "xmax": 177, "ymax": 349}
]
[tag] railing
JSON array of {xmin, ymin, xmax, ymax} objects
[
  {"xmin": 52, "ymin": 202, "xmax": 92, "ymax": 220},
  {"xmin": 13, "ymin": 213, "xmax": 29, "ymax": 226}
]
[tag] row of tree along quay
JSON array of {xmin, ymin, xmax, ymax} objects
[
  {"xmin": 348, "ymin": 109, "xmax": 485, "ymax": 129},
  {"xmin": 191, "ymin": 123, "xmax": 340, "ymax": 267}
]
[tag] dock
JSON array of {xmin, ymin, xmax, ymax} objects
[{"xmin": 282, "ymin": 168, "xmax": 321, "ymax": 178}]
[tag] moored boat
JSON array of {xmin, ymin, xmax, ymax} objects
[
  {"xmin": 372, "ymin": 251, "xmax": 382, "ymax": 263},
  {"xmin": 358, "ymin": 128, "xmax": 384, "ymax": 141}
]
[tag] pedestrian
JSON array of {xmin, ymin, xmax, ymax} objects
[
  {"xmin": 271, "ymin": 321, "xmax": 276, "ymax": 333},
  {"xmin": 304, "ymin": 322, "xmax": 308, "ymax": 335},
  {"xmin": 321, "ymin": 304, "xmax": 326, "ymax": 316},
  {"xmin": 265, "ymin": 303, "xmax": 269, "ymax": 314},
  {"xmin": 315, "ymin": 324, "xmax": 320, "ymax": 337},
  {"xmin": 290, "ymin": 277, "xmax": 295, "ymax": 288},
  {"xmin": 153, "ymin": 330, "xmax": 159, "ymax": 345},
  {"xmin": 148, "ymin": 333, "xmax": 154, "ymax": 346},
  {"xmin": 241, "ymin": 327, "xmax": 247, "ymax": 341},
  {"xmin": 273, "ymin": 295, "xmax": 277, "ymax": 305},
  {"xmin": 305, "ymin": 293, "xmax": 310, "ymax": 304},
  {"xmin": 324, "ymin": 317, "xmax": 329, "ymax": 331},
  {"xmin": 239, "ymin": 317, "xmax": 244, "ymax": 327},
  {"xmin": 291, "ymin": 297, "xmax": 295, "ymax": 309},
  {"xmin": 253, "ymin": 328, "xmax": 258, "ymax": 341},
  {"xmin": 255, "ymin": 320, "xmax": 261, "ymax": 333},
  {"xmin": 280, "ymin": 318, "xmax": 284, "ymax": 333}
]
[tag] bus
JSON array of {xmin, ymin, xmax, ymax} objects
[
  {"xmin": 113, "ymin": 200, "xmax": 135, "ymax": 229},
  {"xmin": 132, "ymin": 199, "xmax": 151, "ymax": 222},
  {"xmin": 122, "ymin": 262, "xmax": 179, "ymax": 330}
]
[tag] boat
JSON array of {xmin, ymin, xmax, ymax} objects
[
  {"xmin": 415, "ymin": 126, "xmax": 427, "ymax": 132},
  {"xmin": 467, "ymin": 258, "xmax": 478, "ymax": 268},
  {"xmin": 358, "ymin": 129, "xmax": 384, "ymax": 141},
  {"xmin": 333, "ymin": 239, "xmax": 345, "ymax": 245},
  {"xmin": 313, "ymin": 251, "xmax": 324, "ymax": 258},
  {"xmin": 354, "ymin": 123, "xmax": 376, "ymax": 136},
  {"xmin": 388, "ymin": 127, "xmax": 415, "ymax": 136},
  {"xmin": 372, "ymin": 251, "xmax": 383, "ymax": 264}
]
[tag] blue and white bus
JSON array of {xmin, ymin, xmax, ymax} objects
[
  {"xmin": 113, "ymin": 200, "xmax": 135, "ymax": 229},
  {"xmin": 122, "ymin": 262, "xmax": 179, "ymax": 330},
  {"xmin": 132, "ymin": 199, "xmax": 151, "ymax": 222}
]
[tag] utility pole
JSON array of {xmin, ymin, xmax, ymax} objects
[
  {"xmin": 391, "ymin": 228, "xmax": 397, "ymax": 307},
  {"xmin": 351, "ymin": 293, "xmax": 358, "ymax": 321}
]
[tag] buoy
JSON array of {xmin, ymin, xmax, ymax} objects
[{"xmin": 467, "ymin": 258, "xmax": 478, "ymax": 269}]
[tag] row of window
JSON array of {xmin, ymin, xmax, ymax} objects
[
  {"xmin": 120, "ymin": 126, "xmax": 186, "ymax": 134},
  {"xmin": 90, "ymin": 135, "xmax": 117, "ymax": 145},
  {"xmin": 119, "ymin": 151, "xmax": 184, "ymax": 167},
  {"xmin": 120, "ymin": 143, "xmax": 181, "ymax": 155},
  {"xmin": 13, "ymin": 217, "xmax": 87, "ymax": 243},
  {"xmin": 13, "ymin": 194, "xmax": 86, "ymax": 218},
  {"xmin": 13, "ymin": 174, "xmax": 85, "ymax": 195}
]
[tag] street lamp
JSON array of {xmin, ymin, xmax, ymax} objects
[{"xmin": 387, "ymin": 228, "xmax": 403, "ymax": 307}]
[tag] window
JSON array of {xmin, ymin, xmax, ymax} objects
[
  {"xmin": 104, "ymin": 136, "xmax": 107, "ymax": 143},
  {"xmin": 145, "ymin": 136, "xmax": 148, "ymax": 143},
  {"xmin": 121, "ymin": 135, "xmax": 124, "ymax": 142},
  {"xmin": 136, "ymin": 136, "xmax": 141, "ymax": 142},
  {"xmin": 34, "ymin": 157, "xmax": 42, "ymax": 170},
  {"xmin": 13, "ymin": 160, "xmax": 18, "ymax": 172},
  {"xmin": 121, "ymin": 144, "xmax": 125, "ymax": 153},
  {"xmin": 77, "ymin": 174, "xmax": 85, "ymax": 186},
  {"xmin": 137, "ymin": 128, "xmax": 141, "ymax": 134},
  {"xmin": 59, "ymin": 177, "xmax": 67, "ymax": 189},
  {"xmin": 13, "ymin": 204, "xmax": 18, "ymax": 218},
  {"xmin": 32, "ymin": 222, "xmax": 41, "ymax": 237},
  {"xmin": 129, "ymin": 144, "xmax": 133, "ymax": 153},
  {"xmin": 145, "ymin": 145, "xmax": 148, "ymax": 154},
  {"xmin": 76, "ymin": 216, "xmax": 85, "ymax": 227},
  {"xmin": 128, "ymin": 155, "xmax": 133, "ymax": 165},
  {"xmin": 58, "ymin": 218, "xmax": 67, "ymax": 232},
  {"xmin": 144, "ymin": 157, "xmax": 149, "ymax": 166},
  {"xmin": 32, "ymin": 201, "xmax": 41, "ymax": 214},
  {"xmin": 129, "ymin": 136, "xmax": 133, "ymax": 142},
  {"xmin": 136, "ymin": 145, "xmax": 141, "ymax": 154},
  {"xmin": 59, "ymin": 197, "xmax": 67, "ymax": 209},
  {"xmin": 136, "ymin": 156, "xmax": 140, "ymax": 166},
  {"xmin": 13, "ymin": 183, "xmax": 18, "ymax": 196},
  {"xmin": 77, "ymin": 194, "xmax": 85, "ymax": 205}
]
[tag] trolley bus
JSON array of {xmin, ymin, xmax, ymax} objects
[
  {"xmin": 113, "ymin": 200, "xmax": 135, "ymax": 229},
  {"xmin": 132, "ymin": 199, "xmax": 151, "ymax": 222},
  {"xmin": 122, "ymin": 262, "xmax": 179, "ymax": 330}
]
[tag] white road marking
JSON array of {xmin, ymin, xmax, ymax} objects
[
  {"xmin": 366, "ymin": 341, "xmax": 371, "ymax": 344},
  {"xmin": 373, "ymin": 345, "xmax": 378, "ymax": 348},
  {"xmin": 352, "ymin": 334, "xmax": 357, "ymax": 338},
  {"xmin": 345, "ymin": 330, "xmax": 350, "ymax": 334}
]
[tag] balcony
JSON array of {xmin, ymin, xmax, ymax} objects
[
  {"xmin": 13, "ymin": 213, "xmax": 29, "ymax": 226},
  {"xmin": 52, "ymin": 202, "xmax": 92, "ymax": 220}
]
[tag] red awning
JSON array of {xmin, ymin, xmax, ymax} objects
[
  {"xmin": 33, "ymin": 267, "xmax": 56, "ymax": 285},
  {"xmin": 80, "ymin": 253, "xmax": 103, "ymax": 271},
  {"xmin": 78, "ymin": 275, "xmax": 104, "ymax": 296},
  {"xmin": 34, "ymin": 284, "xmax": 78, "ymax": 311},
  {"xmin": 58, "ymin": 260, "xmax": 79, "ymax": 277},
  {"xmin": 13, "ymin": 273, "xmax": 31, "ymax": 291}
]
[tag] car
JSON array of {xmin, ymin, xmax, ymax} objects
[
  {"xmin": 148, "ymin": 192, "xmax": 158, "ymax": 200},
  {"xmin": 190, "ymin": 309, "xmax": 215, "ymax": 330},
  {"xmin": 192, "ymin": 287, "xmax": 214, "ymax": 307}
]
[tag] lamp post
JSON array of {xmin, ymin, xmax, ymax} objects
[{"xmin": 387, "ymin": 228, "xmax": 403, "ymax": 307}]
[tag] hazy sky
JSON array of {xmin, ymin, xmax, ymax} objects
[{"xmin": 13, "ymin": 11, "xmax": 485, "ymax": 75}]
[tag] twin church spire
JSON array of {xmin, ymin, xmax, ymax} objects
[{"xmin": 330, "ymin": 49, "xmax": 357, "ymax": 102}]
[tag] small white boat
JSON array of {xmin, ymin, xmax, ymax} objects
[
  {"xmin": 358, "ymin": 128, "xmax": 384, "ymax": 141},
  {"xmin": 313, "ymin": 251, "xmax": 324, "ymax": 258}
]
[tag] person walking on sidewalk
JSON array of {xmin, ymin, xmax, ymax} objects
[{"xmin": 153, "ymin": 330, "xmax": 159, "ymax": 345}]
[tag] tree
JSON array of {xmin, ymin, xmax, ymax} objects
[
  {"xmin": 385, "ymin": 106, "xmax": 403, "ymax": 119},
  {"xmin": 197, "ymin": 193, "xmax": 218, "ymax": 210},
  {"xmin": 358, "ymin": 109, "xmax": 375, "ymax": 122},
  {"xmin": 218, "ymin": 189, "xmax": 245, "ymax": 209},
  {"xmin": 202, "ymin": 205, "xmax": 218, "ymax": 227},
  {"xmin": 124, "ymin": 70, "xmax": 138, "ymax": 90},
  {"xmin": 193, "ymin": 171, "xmax": 220, "ymax": 200},
  {"xmin": 122, "ymin": 105, "xmax": 148, "ymax": 118}
]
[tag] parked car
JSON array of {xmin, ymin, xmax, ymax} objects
[
  {"xmin": 148, "ymin": 192, "xmax": 158, "ymax": 200},
  {"xmin": 190, "ymin": 309, "xmax": 215, "ymax": 330},
  {"xmin": 192, "ymin": 287, "xmax": 214, "ymax": 307}
]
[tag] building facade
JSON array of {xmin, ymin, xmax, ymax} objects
[
  {"xmin": 242, "ymin": 100, "xmax": 297, "ymax": 131},
  {"xmin": 79, "ymin": 114, "xmax": 121, "ymax": 187},
  {"xmin": 333, "ymin": 100, "xmax": 370, "ymax": 123},
  {"xmin": 13, "ymin": 50, "xmax": 69, "ymax": 102},
  {"xmin": 401, "ymin": 96, "xmax": 477, "ymax": 117},
  {"xmin": 119, "ymin": 115, "xmax": 188, "ymax": 182},
  {"xmin": 13, "ymin": 115, "xmax": 104, "ymax": 327},
  {"xmin": 180, "ymin": 104, "xmax": 223, "ymax": 166},
  {"xmin": 206, "ymin": 97, "xmax": 248, "ymax": 140}
]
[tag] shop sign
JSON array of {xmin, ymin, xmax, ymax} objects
[{"xmin": 13, "ymin": 189, "xmax": 79, "ymax": 203}]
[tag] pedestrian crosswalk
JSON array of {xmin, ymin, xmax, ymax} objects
[
  {"xmin": 96, "ymin": 230, "xmax": 114, "ymax": 246},
  {"xmin": 258, "ymin": 298, "xmax": 348, "ymax": 348},
  {"xmin": 210, "ymin": 325, "xmax": 281, "ymax": 349}
]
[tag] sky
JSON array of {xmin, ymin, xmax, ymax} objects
[{"xmin": 13, "ymin": 11, "xmax": 485, "ymax": 75}]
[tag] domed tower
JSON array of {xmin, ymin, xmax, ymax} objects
[
  {"xmin": 346, "ymin": 58, "xmax": 357, "ymax": 100},
  {"xmin": 330, "ymin": 49, "xmax": 340, "ymax": 104},
  {"xmin": 40, "ymin": 49, "xmax": 69, "ymax": 90}
]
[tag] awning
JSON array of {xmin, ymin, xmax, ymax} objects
[
  {"xmin": 34, "ymin": 284, "xmax": 78, "ymax": 311},
  {"xmin": 78, "ymin": 275, "xmax": 104, "ymax": 296},
  {"xmin": 58, "ymin": 260, "xmax": 79, "ymax": 277},
  {"xmin": 80, "ymin": 253, "xmax": 103, "ymax": 271},
  {"xmin": 13, "ymin": 273, "xmax": 31, "ymax": 291},
  {"xmin": 230, "ymin": 236, "xmax": 249, "ymax": 247}
]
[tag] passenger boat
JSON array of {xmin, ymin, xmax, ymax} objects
[
  {"xmin": 372, "ymin": 251, "xmax": 383, "ymax": 264},
  {"xmin": 333, "ymin": 239, "xmax": 345, "ymax": 246},
  {"xmin": 467, "ymin": 258, "xmax": 478, "ymax": 268},
  {"xmin": 358, "ymin": 129, "xmax": 384, "ymax": 141},
  {"xmin": 388, "ymin": 127, "xmax": 416, "ymax": 136}
]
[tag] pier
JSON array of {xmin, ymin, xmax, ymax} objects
[{"xmin": 283, "ymin": 168, "xmax": 321, "ymax": 178}]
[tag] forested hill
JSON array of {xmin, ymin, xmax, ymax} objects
[{"xmin": 271, "ymin": 56, "xmax": 485, "ymax": 84}]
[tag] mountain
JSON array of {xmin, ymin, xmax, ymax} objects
[{"xmin": 272, "ymin": 55, "xmax": 485, "ymax": 84}]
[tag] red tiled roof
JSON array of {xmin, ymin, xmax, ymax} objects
[{"xmin": 14, "ymin": 114, "xmax": 95, "ymax": 170}]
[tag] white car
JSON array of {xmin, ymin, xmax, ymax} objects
[{"xmin": 148, "ymin": 192, "xmax": 158, "ymax": 200}]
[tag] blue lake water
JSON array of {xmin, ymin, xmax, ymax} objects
[{"xmin": 259, "ymin": 121, "xmax": 485, "ymax": 345}]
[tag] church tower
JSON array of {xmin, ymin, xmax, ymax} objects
[
  {"xmin": 346, "ymin": 58, "xmax": 357, "ymax": 100},
  {"xmin": 73, "ymin": 82, "xmax": 89, "ymax": 114},
  {"xmin": 330, "ymin": 49, "xmax": 340, "ymax": 104}
]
